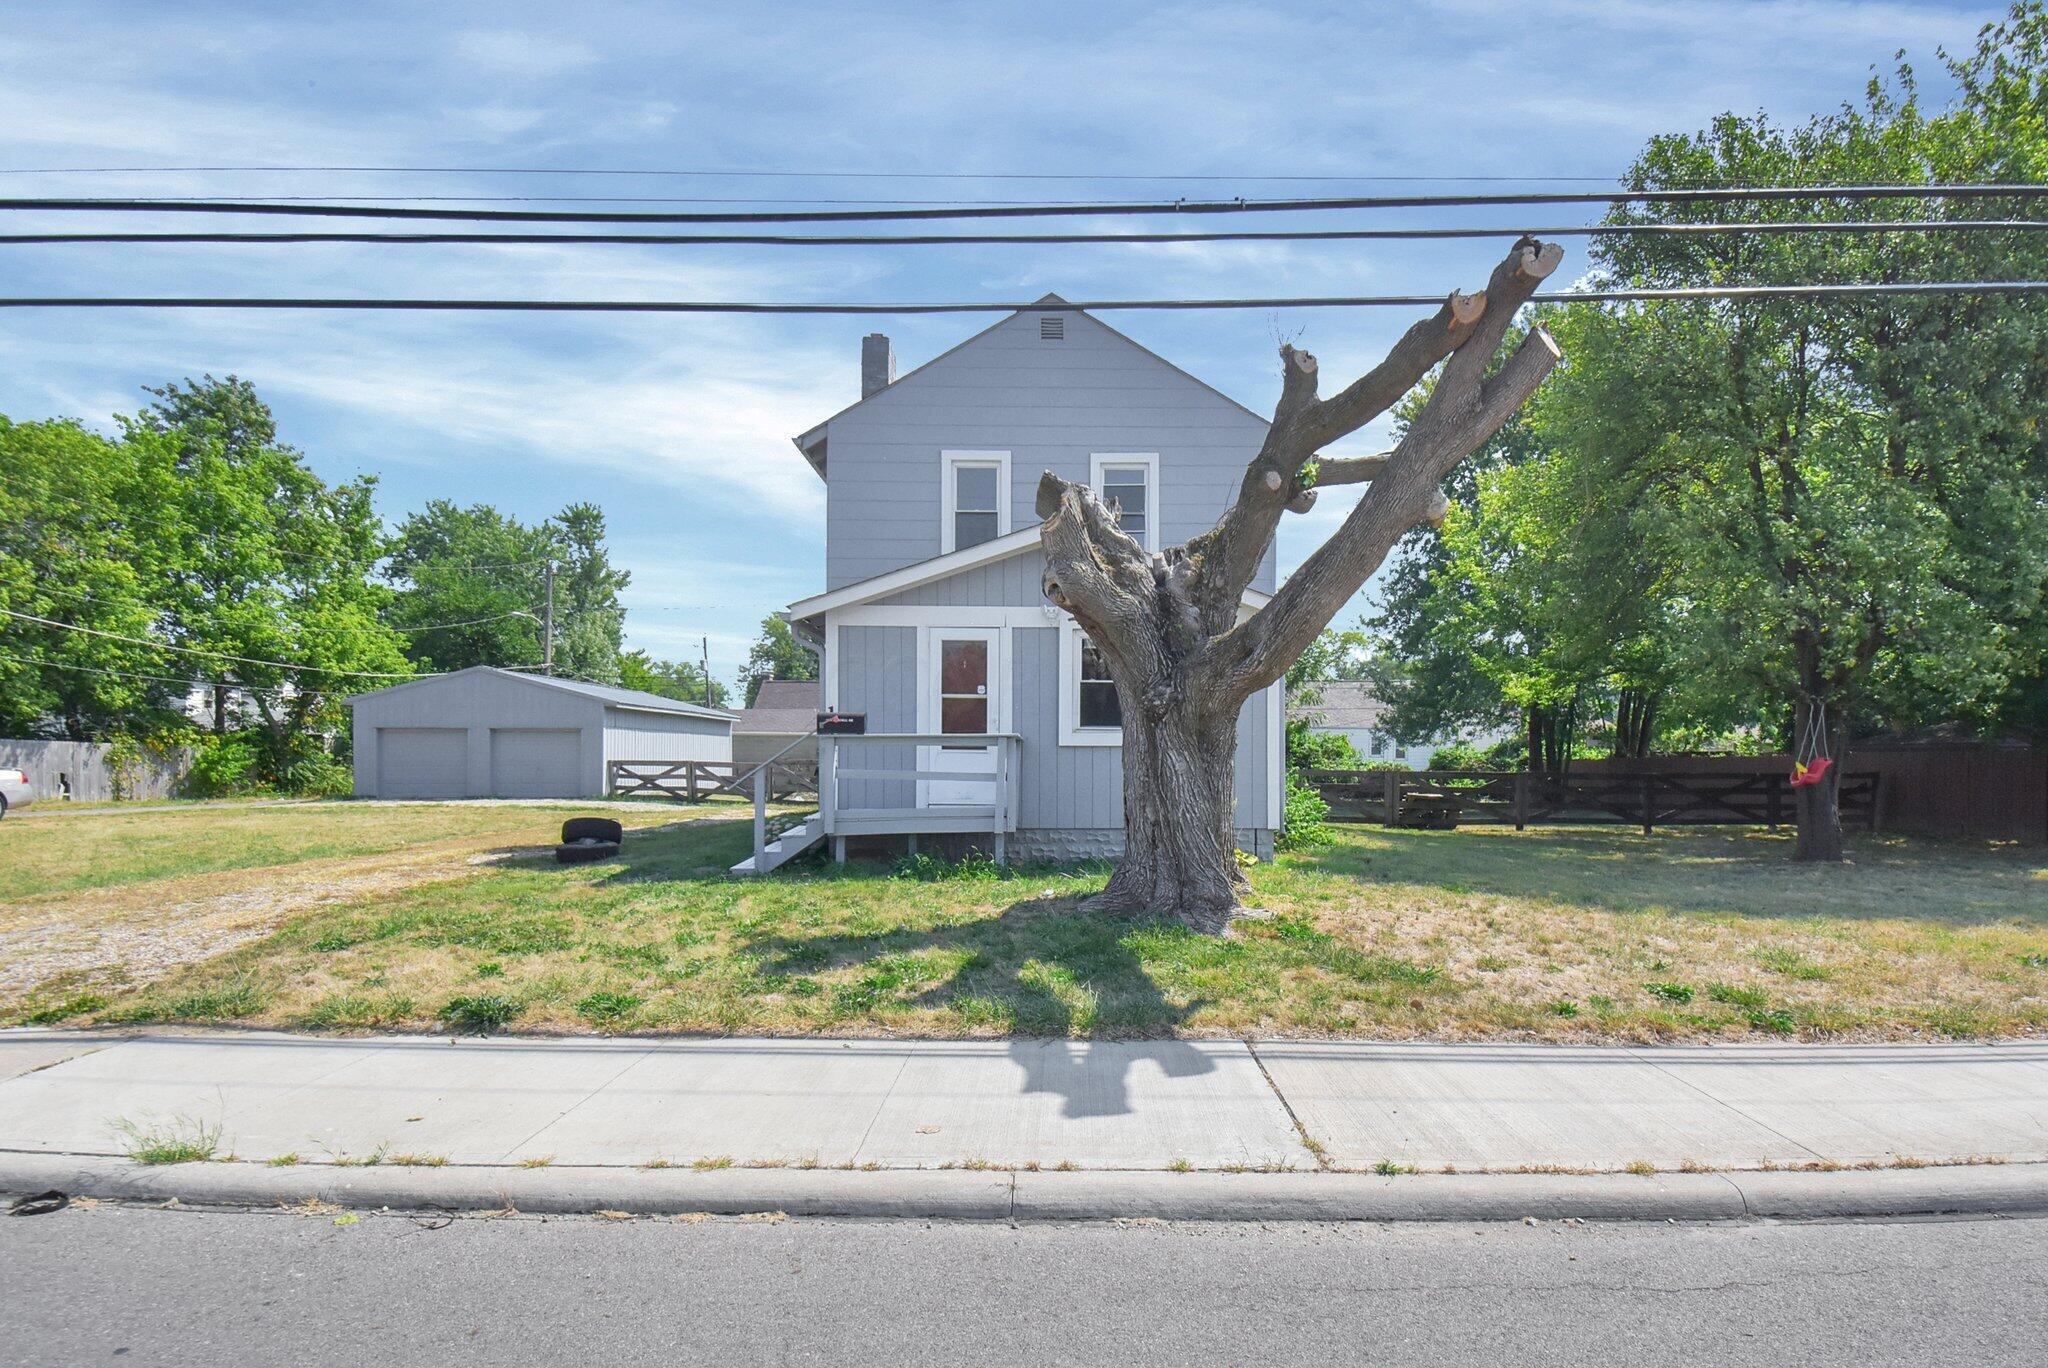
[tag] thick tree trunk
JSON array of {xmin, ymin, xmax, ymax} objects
[
  {"xmin": 1613, "ymin": 687, "xmax": 1659, "ymax": 759},
  {"xmin": 1036, "ymin": 239, "xmax": 1567, "ymax": 931},
  {"xmin": 1089, "ymin": 703, "xmax": 1245, "ymax": 934},
  {"xmin": 1526, "ymin": 701, "xmax": 1578, "ymax": 781},
  {"xmin": 1791, "ymin": 701, "xmax": 1845, "ymax": 862}
]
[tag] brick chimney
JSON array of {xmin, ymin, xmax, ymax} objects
[{"xmin": 860, "ymin": 332, "xmax": 895, "ymax": 398}]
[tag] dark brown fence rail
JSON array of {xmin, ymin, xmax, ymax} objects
[
  {"xmin": 608, "ymin": 759, "xmax": 818, "ymax": 803},
  {"xmin": 1303, "ymin": 767, "xmax": 1879, "ymax": 834}
]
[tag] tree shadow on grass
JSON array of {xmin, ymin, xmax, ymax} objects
[
  {"xmin": 745, "ymin": 895, "xmax": 1218, "ymax": 1120},
  {"xmin": 1292, "ymin": 823, "xmax": 2048, "ymax": 929}
]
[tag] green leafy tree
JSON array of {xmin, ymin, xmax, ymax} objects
[
  {"xmin": 548, "ymin": 502, "xmax": 630, "ymax": 684},
  {"xmin": 740, "ymin": 614, "xmax": 818, "ymax": 705},
  {"xmin": 134, "ymin": 378, "xmax": 409, "ymax": 782},
  {"xmin": 619, "ymin": 649, "xmax": 728, "ymax": 709},
  {"xmin": 385, "ymin": 502, "xmax": 555, "ymax": 674},
  {"xmin": 1581, "ymin": 9, "xmax": 2048, "ymax": 856},
  {"xmin": 0, "ymin": 418, "xmax": 186, "ymax": 739},
  {"xmin": 1368, "ymin": 7, "xmax": 2048, "ymax": 857},
  {"xmin": 387, "ymin": 501, "xmax": 629, "ymax": 684}
]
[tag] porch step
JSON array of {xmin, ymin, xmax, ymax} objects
[{"xmin": 729, "ymin": 811, "xmax": 826, "ymax": 876}]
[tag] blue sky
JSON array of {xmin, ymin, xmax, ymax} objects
[{"xmin": 0, "ymin": 0, "xmax": 1999, "ymax": 686}]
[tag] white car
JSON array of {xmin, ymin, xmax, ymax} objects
[{"xmin": 0, "ymin": 767, "xmax": 31, "ymax": 817}]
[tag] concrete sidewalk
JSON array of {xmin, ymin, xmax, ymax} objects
[{"xmin": 3, "ymin": 1029, "xmax": 2045, "ymax": 1219}]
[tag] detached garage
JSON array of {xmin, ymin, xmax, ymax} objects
[{"xmin": 347, "ymin": 666, "xmax": 734, "ymax": 799}]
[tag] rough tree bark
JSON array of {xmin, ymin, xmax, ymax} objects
[
  {"xmin": 1791, "ymin": 688, "xmax": 1846, "ymax": 863},
  {"xmin": 1038, "ymin": 238, "xmax": 1567, "ymax": 932}
]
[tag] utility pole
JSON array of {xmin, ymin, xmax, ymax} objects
[
  {"xmin": 542, "ymin": 561, "xmax": 557, "ymax": 677},
  {"xmin": 701, "ymin": 636, "xmax": 711, "ymax": 707}
]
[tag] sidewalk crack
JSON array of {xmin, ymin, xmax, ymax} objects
[
  {"xmin": 496, "ymin": 1045, "xmax": 658, "ymax": 1163},
  {"xmin": 1624, "ymin": 1046, "xmax": 1826, "ymax": 1163},
  {"xmin": 1244, "ymin": 1039, "xmax": 1329, "ymax": 1171},
  {"xmin": 848, "ymin": 1047, "xmax": 915, "ymax": 1168}
]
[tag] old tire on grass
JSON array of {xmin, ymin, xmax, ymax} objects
[
  {"xmin": 561, "ymin": 817, "xmax": 624, "ymax": 845},
  {"xmin": 555, "ymin": 839, "xmax": 621, "ymax": 865}
]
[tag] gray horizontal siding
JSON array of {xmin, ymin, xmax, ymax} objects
[
  {"xmin": 832, "ymin": 625, "xmax": 916, "ymax": 811},
  {"xmin": 877, "ymin": 547, "xmax": 1048, "ymax": 608},
  {"xmin": 823, "ymin": 308, "xmax": 1274, "ymax": 590},
  {"xmin": 827, "ymin": 615, "xmax": 1271, "ymax": 835},
  {"xmin": 1012, "ymin": 626, "xmax": 1122, "ymax": 829}
]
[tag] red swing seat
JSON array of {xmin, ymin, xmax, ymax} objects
[{"xmin": 1789, "ymin": 755, "xmax": 1833, "ymax": 789}]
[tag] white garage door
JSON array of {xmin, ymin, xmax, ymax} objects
[
  {"xmin": 377, "ymin": 728, "xmax": 468, "ymax": 799},
  {"xmin": 489, "ymin": 728, "xmax": 584, "ymax": 798}
]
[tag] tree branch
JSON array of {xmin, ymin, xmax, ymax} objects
[
  {"xmin": 1034, "ymin": 471, "xmax": 1151, "ymax": 632},
  {"xmin": 1176, "ymin": 241, "xmax": 1560, "ymax": 635},
  {"xmin": 1209, "ymin": 307, "xmax": 1564, "ymax": 701}
]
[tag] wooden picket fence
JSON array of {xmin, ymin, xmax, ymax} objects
[
  {"xmin": 608, "ymin": 759, "xmax": 819, "ymax": 804},
  {"xmin": 1302, "ymin": 767, "xmax": 1880, "ymax": 834}
]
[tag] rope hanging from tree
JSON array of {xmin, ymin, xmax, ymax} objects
[{"xmin": 1791, "ymin": 697, "xmax": 1834, "ymax": 789}]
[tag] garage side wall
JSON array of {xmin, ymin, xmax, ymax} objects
[
  {"xmin": 350, "ymin": 673, "xmax": 606, "ymax": 797},
  {"xmin": 601, "ymin": 708, "xmax": 733, "ymax": 767}
]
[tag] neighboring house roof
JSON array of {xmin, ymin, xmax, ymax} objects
[
  {"xmin": 1292, "ymin": 681, "xmax": 1388, "ymax": 732},
  {"xmin": 735, "ymin": 678, "xmax": 820, "ymax": 734},
  {"xmin": 345, "ymin": 665, "xmax": 736, "ymax": 721},
  {"xmin": 784, "ymin": 522, "xmax": 1273, "ymax": 623},
  {"xmin": 790, "ymin": 294, "xmax": 1271, "ymax": 480}
]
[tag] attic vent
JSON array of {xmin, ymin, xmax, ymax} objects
[{"xmin": 1039, "ymin": 315, "xmax": 1064, "ymax": 341}]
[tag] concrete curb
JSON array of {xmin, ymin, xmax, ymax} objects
[{"xmin": 6, "ymin": 1152, "xmax": 2045, "ymax": 1224}]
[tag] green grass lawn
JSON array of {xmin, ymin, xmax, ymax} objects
[
  {"xmin": 13, "ymin": 809, "xmax": 2044, "ymax": 1041},
  {"xmin": 3, "ymin": 798, "xmax": 690, "ymax": 898}
]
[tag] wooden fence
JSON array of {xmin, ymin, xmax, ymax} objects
[
  {"xmin": 608, "ymin": 759, "xmax": 819, "ymax": 804},
  {"xmin": 1303, "ymin": 767, "xmax": 1880, "ymax": 834}
]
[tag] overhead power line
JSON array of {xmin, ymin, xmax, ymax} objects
[
  {"xmin": 3, "ymin": 281, "xmax": 2045, "ymax": 315},
  {"xmin": 392, "ymin": 612, "xmax": 535, "ymax": 632},
  {"xmin": 0, "ymin": 650, "xmax": 293, "ymax": 698},
  {"xmin": 4, "ymin": 184, "xmax": 2045, "ymax": 225},
  {"xmin": 0, "ymin": 163, "xmax": 1623, "ymax": 184},
  {"xmin": 8, "ymin": 219, "xmax": 2045, "ymax": 248},
  {"xmin": 0, "ymin": 607, "xmax": 416, "ymax": 679}
]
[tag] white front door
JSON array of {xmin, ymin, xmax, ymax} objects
[{"xmin": 922, "ymin": 628, "xmax": 999, "ymax": 807}]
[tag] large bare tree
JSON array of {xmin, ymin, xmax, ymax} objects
[{"xmin": 1037, "ymin": 238, "xmax": 1566, "ymax": 932}]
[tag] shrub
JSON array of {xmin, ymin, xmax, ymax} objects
[
  {"xmin": 183, "ymin": 732, "xmax": 267, "ymax": 797},
  {"xmin": 1276, "ymin": 773, "xmax": 1334, "ymax": 850},
  {"xmin": 182, "ymin": 729, "xmax": 351, "ymax": 798},
  {"xmin": 1426, "ymin": 741, "xmax": 1499, "ymax": 773},
  {"xmin": 1285, "ymin": 719, "xmax": 1360, "ymax": 772},
  {"xmin": 438, "ymin": 994, "xmax": 521, "ymax": 1034}
]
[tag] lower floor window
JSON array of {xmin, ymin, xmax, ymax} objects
[{"xmin": 1078, "ymin": 639, "xmax": 1121, "ymax": 729}]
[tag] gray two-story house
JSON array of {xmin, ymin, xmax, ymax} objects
[{"xmin": 736, "ymin": 297, "xmax": 1284, "ymax": 873}]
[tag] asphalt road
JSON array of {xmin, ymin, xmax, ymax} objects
[{"xmin": 4, "ymin": 1204, "xmax": 2045, "ymax": 1366}]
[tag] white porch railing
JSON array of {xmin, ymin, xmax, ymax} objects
[{"xmin": 818, "ymin": 732, "xmax": 1022, "ymax": 862}]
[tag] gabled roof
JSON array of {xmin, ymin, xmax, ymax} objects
[
  {"xmin": 791, "ymin": 294, "xmax": 1270, "ymax": 480},
  {"xmin": 785, "ymin": 523, "xmax": 1273, "ymax": 623},
  {"xmin": 735, "ymin": 678, "xmax": 820, "ymax": 734},
  {"xmin": 346, "ymin": 665, "xmax": 736, "ymax": 720},
  {"xmin": 1291, "ymin": 681, "xmax": 1387, "ymax": 731}
]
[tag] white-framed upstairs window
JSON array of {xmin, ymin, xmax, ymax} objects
[
  {"xmin": 1091, "ymin": 452, "xmax": 1159, "ymax": 552},
  {"xmin": 941, "ymin": 450, "xmax": 1011, "ymax": 554},
  {"xmin": 1058, "ymin": 621, "xmax": 1123, "ymax": 746}
]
